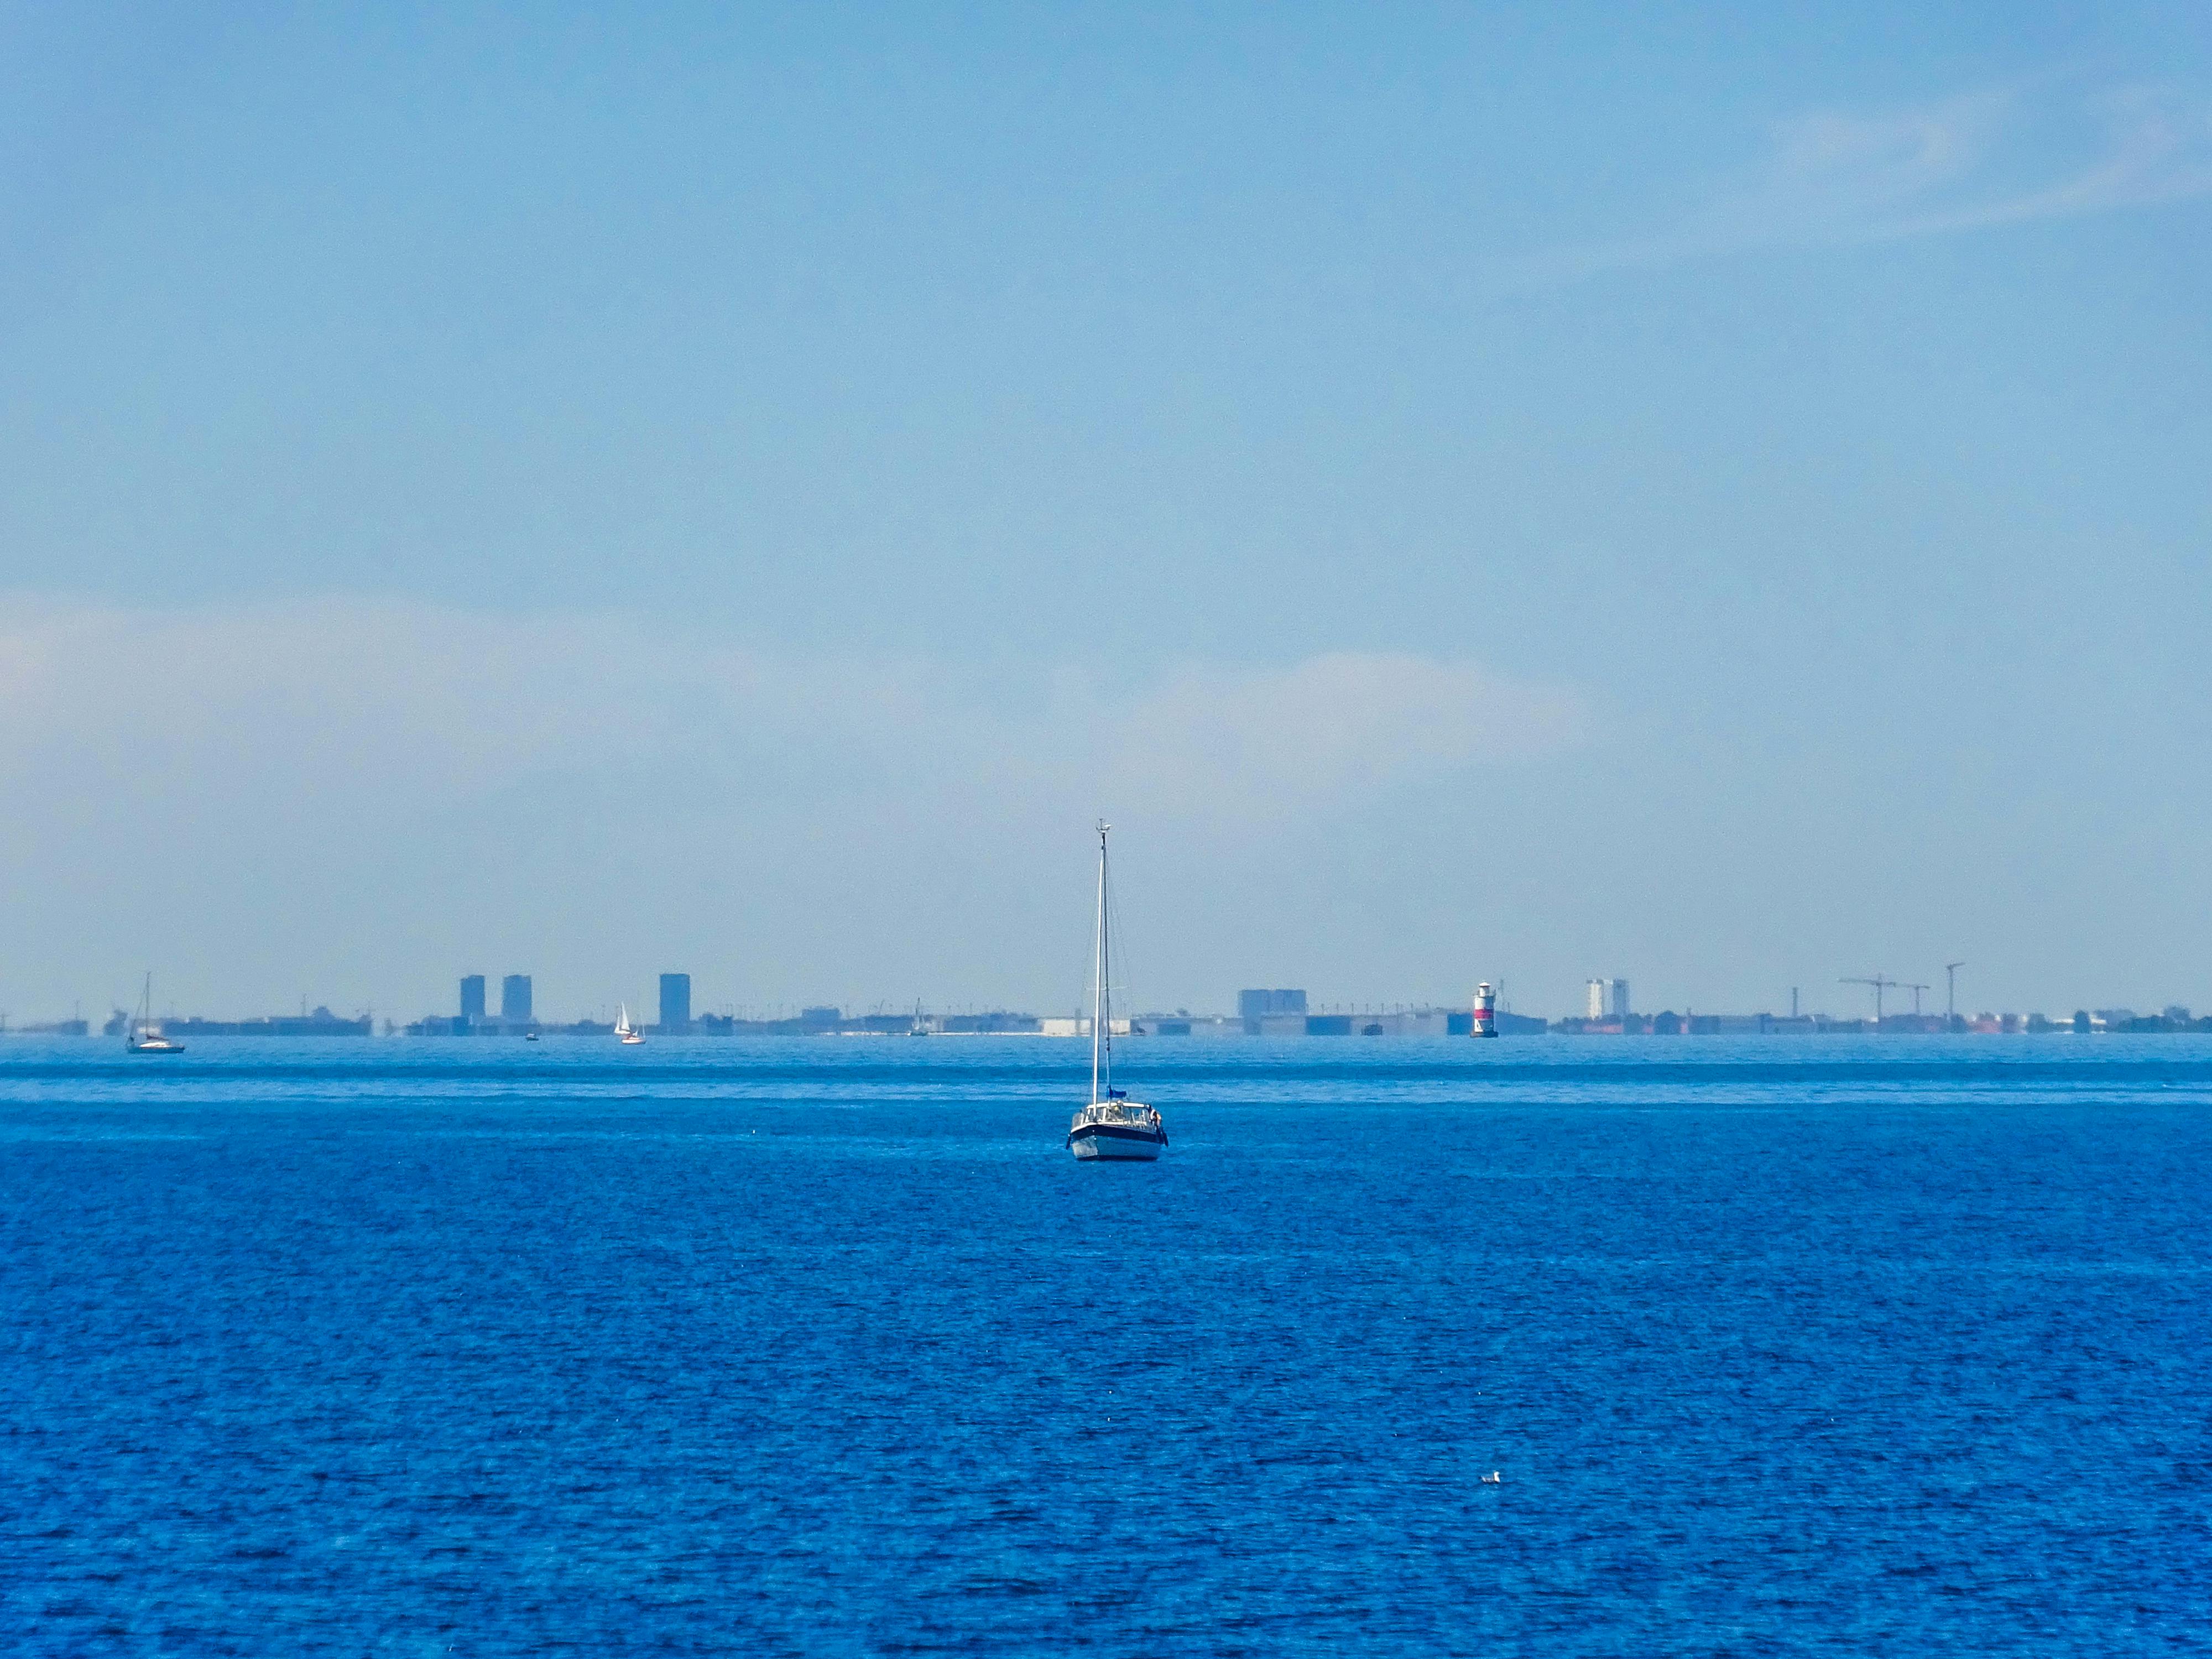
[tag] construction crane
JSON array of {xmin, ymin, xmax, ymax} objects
[
  {"xmin": 1901, "ymin": 981, "xmax": 1931, "ymax": 1017},
  {"xmin": 1841, "ymin": 974, "xmax": 1900, "ymax": 1023},
  {"xmin": 1945, "ymin": 962, "xmax": 1966, "ymax": 1026}
]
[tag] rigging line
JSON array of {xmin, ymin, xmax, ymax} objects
[
  {"xmin": 1103, "ymin": 854, "xmax": 1135, "ymax": 1018},
  {"xmin": 1074, "ymin": 822, "xmax": 1108, "ymax": 1032}
]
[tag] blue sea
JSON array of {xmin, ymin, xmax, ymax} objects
[{"xmin": 4, "ymin": 1037, "xmax": 2208, "ymax": 1655}]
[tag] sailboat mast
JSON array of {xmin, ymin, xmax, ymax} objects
[
  {"xmin": 1100, "ymin": 823, "xmax": 1113, "ymax": 1096},
  {"xmin": 1091, "ymin": 822, "xmax": 1107, "ymax": 1105}
]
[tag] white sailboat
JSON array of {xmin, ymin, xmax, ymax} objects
[
  {"xmin": 126, "ymin": 973, "xmax": 184, "ymax": 1055},
  {"xmin": 615, "ymin": 1004, "xmax": 645, "ymax": 1045},
  {"xmin": 1068, "ymin": 821, "xmax": 1166, "ymax": 1161}
]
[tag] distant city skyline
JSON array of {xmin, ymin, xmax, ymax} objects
[
  {"xmin": 7, "ymin": 968, "xmax": 2197, "ymax": 1035},
  {"xmin": 15, "ymin": 992, "xmax": 2201, "ymax": 1040},
  {"xmin": 3, "ymin": 8, "xmax": 2208, "ymax": 1020}
]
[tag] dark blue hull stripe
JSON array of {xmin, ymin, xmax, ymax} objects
[{"xmin": 1069, "ymin": 1123, "xmax": 1168, "ymax": 1147}]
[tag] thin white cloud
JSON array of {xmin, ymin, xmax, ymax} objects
[
  {"xmin": 1097, "ymin": 651, "xmax": 1583, "ymax": 819},
  {"xmin": 1507, "ymin": 79, "xmax": 2212, "ymax": 288},
  {"xmin": 0, "ymin": 599, "xmax": 1581, "ymax": 821},
  {"xmin": 0, "ymin": 598, "xmax": 1587, "ymax": 1015}
]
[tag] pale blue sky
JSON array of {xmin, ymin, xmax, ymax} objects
[{"xmin": 2, "ymin": 4, "xmax": 2208, "ymax": 1023}]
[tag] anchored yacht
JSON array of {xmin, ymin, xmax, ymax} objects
[
  {"xmin": 1068, "ymin": 822, "xmax": 1166, "ymax": 1161},
  {"xmin": 125, "ymin": 973, "xmax": 184, "ymax": 1055}
]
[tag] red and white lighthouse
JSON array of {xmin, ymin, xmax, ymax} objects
[{"xmin": 1472, "ymin": 982, "xmax": 1498, "ymax": 1039}]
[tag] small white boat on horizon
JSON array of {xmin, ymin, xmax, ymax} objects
[
  {"xmin": 615, "ymin": 1004, "xmax": 645, "ymax": 1045},
  {"xmin": 126, "ymin": 973, "xmax": 184, "ymax": 1055},
  {"xmin": 1068, "ymin": 821, "xmax": 1166, "ymax": 1161}
]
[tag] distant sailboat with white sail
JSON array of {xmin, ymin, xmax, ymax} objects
[
  {"xmin": 126, "ymin": 973, "xmax": 183, "ymax": 1055},
  {"xmin": 615, "ymin": 1004, "xmax": 644, "ymax": 1045},
  {"xmin": 1068, "ymin": 822, "xmax": 1166, "ymax": 1160}
]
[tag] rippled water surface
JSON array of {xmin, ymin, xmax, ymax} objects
[{"xmin": 4, "ymin": 1036, "xmax": 2209, "ymax": 1655}]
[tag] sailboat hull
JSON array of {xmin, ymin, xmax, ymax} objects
[
  {"xmin": 1070, "ymin": 1124, "xmax": 1164, "ymax": 1160},
  {"xmin": 1068, "ymin": 1105, "xmax": 1167, "ymax": 1161}
]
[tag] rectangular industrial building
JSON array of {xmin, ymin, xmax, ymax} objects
[
  {"xmin": 1237, "ymin": 989, "xmax": 1308, "ymax": 1019},
  {"xmin": 659, "ymin": 973, "xmax": 692, "ymax": 1035},
  {"xmin": 1587, "ymin": 978, "xmax": 1630, "ymax": 1019}
]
